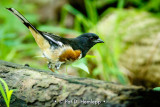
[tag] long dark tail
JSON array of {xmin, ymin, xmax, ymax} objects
[
  {"xmin": 7, "ymin": 8, "xmax": 51, "ymax": 51},
  {"xmin": 7, "ymin": 8, "xmax": 39, "ymax": 33}
]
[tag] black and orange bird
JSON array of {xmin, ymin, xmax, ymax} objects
[{"xmin": 7, "ymin": 8, "xmax": 104, "ymax": 72}]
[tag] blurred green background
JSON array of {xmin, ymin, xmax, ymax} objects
[{"xmin": 0, "ymin": 0, "xmax": 160, "ymax": 86}]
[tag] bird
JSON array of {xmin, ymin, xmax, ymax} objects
[{"xmin": 7, "ymin": 8, "xmax": 104, "ymax": 72}]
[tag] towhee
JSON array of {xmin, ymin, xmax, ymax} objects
[{"xmin": 7, "ymin": 8, "xmax": 104, "ymax": 72}]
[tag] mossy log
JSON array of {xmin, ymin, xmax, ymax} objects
[{"xmin": 0, "ymin": 60, "xmax": 160, "ymax": 107}]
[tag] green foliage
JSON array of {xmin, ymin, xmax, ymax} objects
[
  {"xmin": 153, "ymin": 87, "xmax": 160, "ymax": 91},
  {"xmin": 59, "ymin": 0, "xmax": 128, "ymax": 84},
  {"xmin": 38, "ymin": 26, "xmax": 81, "ymax": 36},
  {"xmin": 128, "ymin": 0, "xmax": 160, "ymax": 12},
  {"xmin": 0, "ymin": 0, "xmax": 47, "ymax": 69},
  {"xmin": 60, "ymin": 0, "xmax": 98, "ymax": 32},
  {"xmin": 0, "ymin": 0, "xmax": 160, "ymax": 84},
  {"xmin": 0, "ymin": 78, "xmax": 13, "ymax": 107},
  {"xmin": 72, "ymin": 58, "xmax": 89, "ymax": 74}
]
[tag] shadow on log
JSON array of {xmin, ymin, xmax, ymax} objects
[{"xmin": 0, "ymin": 60, "xmax": 160, "ymax": 107}]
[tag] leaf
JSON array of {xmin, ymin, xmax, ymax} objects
[
  {"xmin": 0, "ymin": 83, "xmax": 8, "ymax": 106},
  {"xmin": 153, "ymin": 87, "xmax": 160, "ymax": 91},
  {"xmin": 0, "ymin": 78, "xmax": 14, "ymax": 107},
  {"xmin": 0, "ymin": 78, "xmax": 9, "ymax": 107},
  {"xmin": 0, "ymin": 78, "xmax": 9, "ymax": 94},
  {"xmin": 7, "ymin": 90, "xmax": 13, "ymax": 106},
  {"xmin": 85, "ymin": 55, "xmax": 96, "ymax": 58},
  {"xmin": 72, "ymin": 59, "xmax": 89, "ymax": 74}
]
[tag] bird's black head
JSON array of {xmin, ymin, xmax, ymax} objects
[
  {"xmin": 74, "ymin": 33, "xmax": 104, "ymax": 57},
  {"xmin": 78, "ymin": 33, "xmax": 104, "ymax": 44}
]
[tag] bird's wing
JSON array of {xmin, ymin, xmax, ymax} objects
[
  {"xmin": 39, "ymin": 31, "xmax": 64, "ymax": 48},
  {"xmin": 7, "ymin": 8, "xmax": 63, "ymax": 50}
]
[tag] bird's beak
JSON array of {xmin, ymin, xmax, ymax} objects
[{"xmin": 94, "ymin": 38, "xmax": 104, "ymax": 43}]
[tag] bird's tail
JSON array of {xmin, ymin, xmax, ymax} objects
[
  {"xmin": 7, "ymin": 8, "xmax": 51, "ymax": 52},
  {"xmin": 7, "ymin": 8, "xmax": 39, "ymax": 33}
]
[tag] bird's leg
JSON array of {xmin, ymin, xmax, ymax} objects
[
  {"xmin": 55, "ymin": 62, "xmax": 62, "ymax": 70},
  {"xmin": 48, "ymin": 62, "xmax": 55, "ymax": 72},
  {"xmin": 50, "ymin": 68, "xmax": 55, "ymax": 72}
]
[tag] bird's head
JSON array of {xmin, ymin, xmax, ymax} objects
[
  {"xmin": 77, "ymin": 33, "xmax": 104, "ymax": 45},
  {"xmin": 75, "ymin": 33, "xmax": 104, "ymax": 57}
]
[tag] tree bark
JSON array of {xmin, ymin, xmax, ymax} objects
[{"xmin": 0, "ymin": 60, "xmax": 160, "ymax": 107}]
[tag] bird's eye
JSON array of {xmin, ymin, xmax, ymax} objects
[{"xmin": 90, "ymin": 37, "xmax": 94, "ymax": 41}]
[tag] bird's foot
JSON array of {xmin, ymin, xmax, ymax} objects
[
  {"xmin": 49, "ymin": 68, "xmax": 55, "ymax": 72},
  {"xmin": 48, "ymin": 62, "xmax": 55, "ymax": 72}
]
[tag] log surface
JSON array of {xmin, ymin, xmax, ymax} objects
[{"xmin": 0, "ymin": 60, "xmax": 160, "ymax": 107}]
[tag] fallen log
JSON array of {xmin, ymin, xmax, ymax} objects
[{"xmin": 0, "ymin": 60, "xmax": 160, "ymax": 107}]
